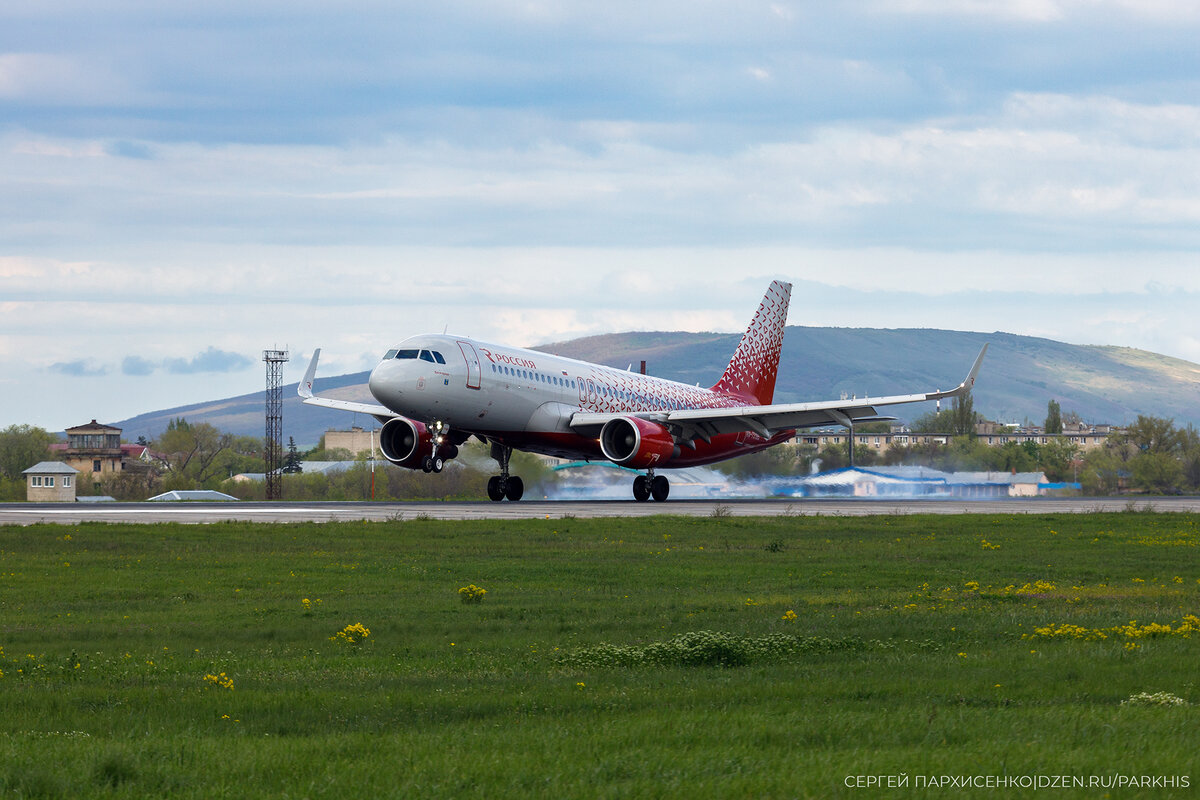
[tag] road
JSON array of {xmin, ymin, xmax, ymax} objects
[{"xmin": 3, "ymin": 496, "xmax": 1200, "ymax": 525}]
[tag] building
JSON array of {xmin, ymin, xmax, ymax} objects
[
  {"xmin": 796, "ymin": 422, "xmax": 1119, "ymax": 456},
  {"xmin": 324, "ymin": 427, "xmax": 379, "ymax": 457},
  {"xmin": 59, "ymin": 420, "xmax": 124, "ymax": 477},
  {"xmin": 22, "ymin": 462, "xmax": 79, "ymax": 502},
  {"xmin": 781, "ymin": 466, "xmax": 1051, "ymax": 498},
  {"xmin": 50, "ymin": 420, "xmax": 163, "ymax": 489}
]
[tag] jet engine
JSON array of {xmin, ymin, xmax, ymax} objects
[
  {"xmin": 599, "ymin": 416, "xmax": 678, "ymax": 469},
  {"xmin": 378, "ymin": 417, "xmax": 434, "ymax": 469}
]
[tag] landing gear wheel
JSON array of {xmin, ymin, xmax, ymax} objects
[
  {"xmin": 651, "ymin": 475, "xmax": 670, "ymax": 502},
  {"xmin": 633, "ymin": 475, "xmax": 650, "ymax": 502},
  {"xmin": 487, "ymin": 476, "xmax": 505, "ymax": 502},
  {"xmin": 432, "ymin": 456, "xmax": 444, "ymax": 474},
  {"xmin": 504, "ymin": 475, "xmax": 524, "ymax": 502},
  {"xmin": 487, "ymin": 442, "xmax": 522, "ymax": 501},
  {"xmin": 421, "ymin": 456, "xmax": 435, "ymax": 473}
]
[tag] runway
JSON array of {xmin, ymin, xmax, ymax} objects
[{"xmin": 3, "ymin": 496, "xmax": 1200, "ymax": 525}]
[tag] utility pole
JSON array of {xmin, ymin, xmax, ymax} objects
[{"xmin": 263, "ymin": 348, "xmax": 289, "ymax": 500}]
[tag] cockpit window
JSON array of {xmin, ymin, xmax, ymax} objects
[
  {"xmin": 419, "ymin": 350, "xmax": 436, "ymax": 363},
  {"xmin": 394, "ymin": 349, "xmax": 419, "ymax": 360},
  {"xmin": 384, "ymin": 349, "xmax": 398, "ymax": 360},
  {"xmin": 432, "ymin": 351, "xmax": 446, "ymax": 364}
]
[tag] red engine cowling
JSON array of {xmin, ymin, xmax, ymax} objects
[
  {"xmin": 599, "ymin": 416, "xmax": 678, "ymax": 469},
  {"xmin": 378, "ymin": 417, "xmax": 433, "ymax": 469}
]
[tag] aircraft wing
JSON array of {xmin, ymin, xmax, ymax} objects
[
  {"xmin": 570, "ymin": 344, "xmax": 988, "ymax": 442},
  {"xmin": 298, "ymin": 348, "xmax": 396, "ymax": 422}
]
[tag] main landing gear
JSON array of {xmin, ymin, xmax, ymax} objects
[
  {"xmin": 632, "ymin": 470, "xmax": 670, "ymax": 502},
  {"xmin": 486, "ymin": 442, "xmax": 524, "ymax": 502}
]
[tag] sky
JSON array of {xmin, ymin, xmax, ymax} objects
[{"xmin": 2, "ymin": 0, "xmax": 1199, "ymax": 432}]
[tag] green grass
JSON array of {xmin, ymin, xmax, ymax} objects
[{"xmin": 1, "ymin": 513, "xmax": 1198, "ymax": 798}]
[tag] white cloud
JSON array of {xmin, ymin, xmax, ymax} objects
[
  {"xmin": 4, "ymin": 2, "xmax": 1200, "ymax": 431},
  {"xmin": 874, "ymin": 0, "xmax": 1200, "ymax": 23},
  {"xmin": 0, "ymin": 53, "xmax": 132, "ymax": 105}
]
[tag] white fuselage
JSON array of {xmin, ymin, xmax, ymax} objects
[{"xmin": 366, "ymin": 334, "xmax": 753, "ymax": 461}]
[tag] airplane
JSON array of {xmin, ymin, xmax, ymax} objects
[{"xmin": 299, "ymin": 281, "xmax": 987, "ymax": 502}]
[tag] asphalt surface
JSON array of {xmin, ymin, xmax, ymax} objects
[{"xmin": 4, "ymin": 496, "xmax": 1200, "ymax": 525}]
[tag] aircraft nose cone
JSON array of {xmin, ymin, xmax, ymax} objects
[{"xmin": 369, "ymin": 359, "xmax": 404, "ymax": 405}]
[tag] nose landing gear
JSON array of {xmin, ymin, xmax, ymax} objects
[
  {"xmin": 632, "ymin": 470, "xmax": 670, "ymax": 502},
  {"xmin": 486, "ymin": 442, "xmax": 524, "ymax": 501},
  {"xmin": 422, "ymin": 420, "xmax": 456, "ymax": 473}
]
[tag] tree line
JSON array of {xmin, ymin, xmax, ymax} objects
[
  {"xmin": 713, "ymin": 396, "xmax": 1200, "ymax": 496},
  {"xmin": 3, "ymin": 402, "xmax": 1200, "ymax": 500},
  {"xmin": 0, "ymin": 420, "xmax": 533, "ymax": 502}
]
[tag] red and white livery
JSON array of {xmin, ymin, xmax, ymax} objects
[{"xmin": 300, "ymin": 281, "xmax": 987, "ymax": 501}]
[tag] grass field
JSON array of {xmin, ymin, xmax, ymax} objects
[{"xmin": 1, "ymin": 512, "xmax": 1197, "ymax": 798}]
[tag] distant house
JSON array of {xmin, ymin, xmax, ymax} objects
[
  {"xmin": 783, "ymin": 466, "xmax": 1050, "ymax": 498},
  {"xmin": 22, "ymin": 462, "xmax": 79, "ymax": 502}
]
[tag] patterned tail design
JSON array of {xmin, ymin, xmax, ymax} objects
[{"xmin": 711, "ymin": 280, "xmax": 792, "ymax": 405}]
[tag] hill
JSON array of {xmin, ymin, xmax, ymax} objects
[{"xmin": 113, "ymin": 327, "xmax": 1200, "ymax": 444}]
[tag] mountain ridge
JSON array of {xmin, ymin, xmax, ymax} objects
[{"xmin": 111, "ymin": 327, "xmax": 1200, "ymax": 445}]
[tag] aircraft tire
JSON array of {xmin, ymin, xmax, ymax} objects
[
  {"xmin": 505, "ymin": 475, "xmax": 524, "ymax": 502},
  {"xmin": 651, "ymin": 475, "xmax": 670, "ymax": 502},
  {"xmin": 421, "ymin": 456, "xmax": 434, "ymax": 473},
  {"xmin": 432, "ymin": 457, "xmax": 444, "ymax": 473},
  {"xmin": 487, "ymin": 476, "xmax": 505, "ymax": 502},
  {"xmin": 632, "ymin": 475, "xmax": 650, "ymax": 502}
]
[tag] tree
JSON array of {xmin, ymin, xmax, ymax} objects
[
  {"xmin": 155, "ymin": 418, "xmax": 236, "ymax": 486},
  {"xmin": 1081, "ymin": 447, "xmax": 1124, "ymax": 495},
  {"xmin": 1040, "ymin": 436, "xmax": 1079, "ymax": 482},
  {"xmin": 1131, "ymin": 452, "xmax": 1183, "ymax": 494},
  {"xmin": 910, "ymin": 409, "xmax": 954, "ymax": 433},
  {"xmin": 1045, "ymin": 400, "xmax": 1063, "ymax": 435},
  {"xmin": 283, "ymin": 437, "xmax": 303, "ymax": 474},
  {"xmin": 1122, "ymin": 415, "xmax": 1184, "ymax": 454},
  {"xmin": 0, "ymin": 424, "xmax": 57, "ymax": 479},
  {"xmin": 949, "ymin": 391, "xmax": 977, "ymax": 436},
  {"xmin": 1181, "ymin": 426, "xmax": 1200, "ymax": 492}
]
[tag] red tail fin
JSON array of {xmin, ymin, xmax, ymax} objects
[{"xmin": 711, "ymin": 280, "xmax": 792, "ymax": 405}]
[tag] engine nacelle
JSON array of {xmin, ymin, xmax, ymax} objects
[
  {"xmin": 599, "ymin": 416, "xmax": 678, "ymax": 469},
  {"xmin": 378, "ymin": 417, "xmax": 433, "ymax": 469}
]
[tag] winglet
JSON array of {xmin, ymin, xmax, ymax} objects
[
  {"xmin": 298, "ymin": 348, "xmax": 321, "ymax": 399},
  {"xmin": 928, "ymin": 343, "xmax": 988, "ymax": 402},
  {"xmin": 962, "ymin": 343, "xmax": 988, "ymax": 393}
]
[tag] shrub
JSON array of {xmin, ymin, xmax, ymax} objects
[
  {"xmin": 330, "ymin": 623, "xmax": 371, "ymax": 644},
  {"xmin": 458, "ymin": 584, "xmax": 487, "ymax": 604}
]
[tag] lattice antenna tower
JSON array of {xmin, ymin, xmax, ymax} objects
[{"xmin": 263, "ymin": 348, "xmax": 290, "ymax": 500}]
